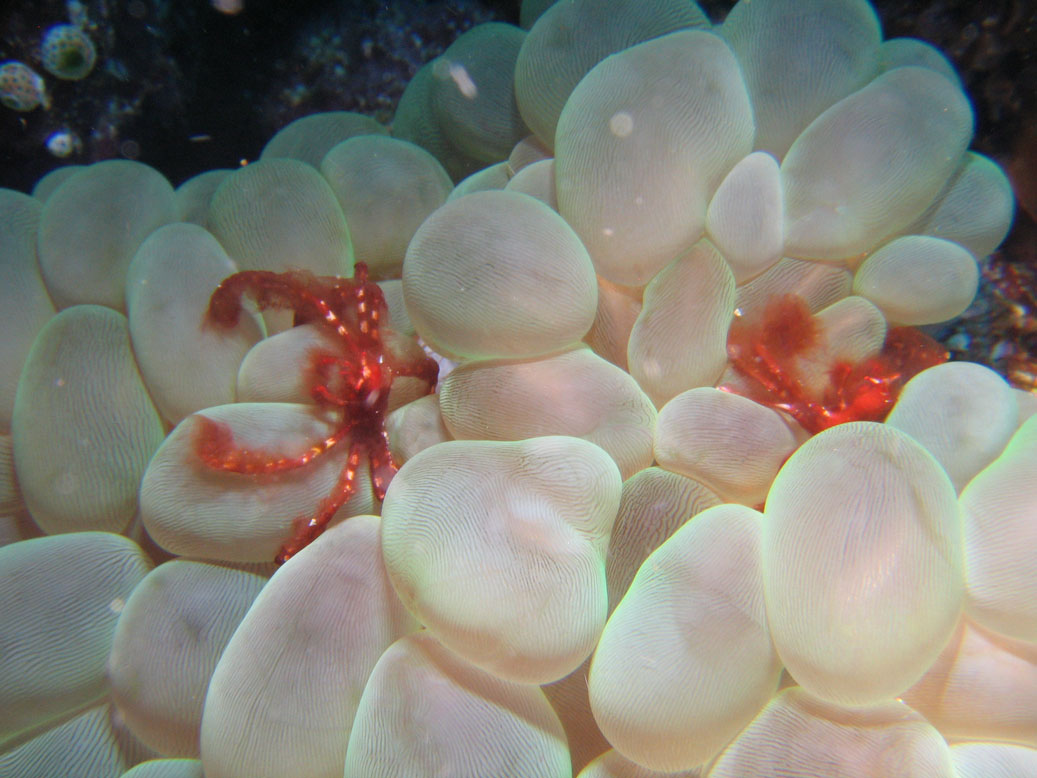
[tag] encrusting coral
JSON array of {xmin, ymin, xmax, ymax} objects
[{"xmin": 0, "ymin": 0, "xmax": 1033, "ymax": 776}]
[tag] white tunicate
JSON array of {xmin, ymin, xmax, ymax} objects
[
  {"xmin": 343, "ymin": 631, "xmax": 571, "ymax": 778},
  {"xmin": 852, "ymin": 235, "xmax": 978, "ymax": 325},
  {"xmin": 0, "ymin": 532, "xmax": 151, "ymax": 748},
  {"xmin": 705, "ymin": 151, "xmax": 784, "ymax": 283},
  {"xmin": 108, "ymin": 560, "xmax": 267, "ymax": 757},
  {"xmin": 782, "ymin": 66, "xmax": 973, "ymax": 259},
  {"xmin": 590, "ymin": 504, "xmax": 781, "ymax": 770},
  {"xmin": 555, "ymin": 29, "xmax": 753, "ymax": 286},
  {"xmin": 960, "ymin": 416, "xmax": 1037, "ymax": 642},
  {"xmin": 201, "ymin": 516, "xmax": 415, "ymax": 778},
  {"xmin": 887, "ymin": 361, "xmax": 1018, "ymax": 493},
  {"xmin": 381, "ymin": 436, "xmax": 622, "ymax": 684},
  {"xmin": 126, "ymin": 223, "xmax": 264, "ymax": 424},
  {"xmin": 763, "ymin": 422, "xmax": 963, "ymax": 705}
]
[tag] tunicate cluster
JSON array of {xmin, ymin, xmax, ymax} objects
[
  {"xmin": 0, "ymin": 61, "xmax": 48, "ymax": 112},
  {"xmin": 0, "ymin": 0, "xmax": 1032, "ymax": 776},
  {"xmin": 0, "ymin": 22, "xmax": 97, "ymax": 116},
  {"xmin": 40, "ymin": 23, "xmax": 97, "ymax": 81}
]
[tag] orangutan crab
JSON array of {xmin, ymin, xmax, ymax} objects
[{"xmin": 193, "ymin": 263, "xmax": 438, "ymax": 564}]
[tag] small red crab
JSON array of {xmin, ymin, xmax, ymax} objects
[
  {"xmin": 194, "ymin": 263, "xmax": 438, "ymax": 564},
  {"xmin": 721, "ymin": 294, "xmax": 948, "ymax": 434}
]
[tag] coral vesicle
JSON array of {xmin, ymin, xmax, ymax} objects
[
  {"xmin": 723, "ymin": 294, "xmax": 949, "ymax": 434},
  {"xmin": 194, "ymin": 263, "xmax": 439, "ymax": 564}
]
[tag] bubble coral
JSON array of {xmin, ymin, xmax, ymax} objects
[
  {"xmin": 40, "ymin": 23, "xmax": 97, "ymax": 81},
  {"xmin": 0, "ymin": 0, "xmax": 1032, "ymax": 775}
]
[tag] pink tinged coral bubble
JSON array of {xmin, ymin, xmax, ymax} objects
[
  {"xmin": 438, "ymin": 345, "xmax": 656, "ymax": 479},
  {"xmin": 950, "ymin": 743, "xmax": 1037, "ymax": 778},
  {"xmin": 343, "ymin": 631, "xmax": 571, "ymax": 778},
  {"xmin": 381, "ymin": 436, "xmax": 621, "ymax": 684},
  {"xmin": 762, "ymin": 422, "xmax": 963, "ymax": 706},
  {"xmin": 201, "ymin": 517, "xmax": 415, "ymax": 778},
  {"xmin": 902, "ymin": 617, "xmax": 1037, "ymax": 747},
  {"xmin": 590, "ymin": 504, "xmax": 781, "ymax": 771},
  {"xmin": 886, "ymin": 361, "xmax": 1019, "ymax": 493},
  {"xmin": 960, "ymin": 416, "xmax": 1037, "ymax": 642},
  {"xmin": 654, "ymin": 387, "xmax": 798, "ymax": 506},
  {"xmin": 108, "ymin": 560, "xmax": 266, "ymax": 758}
]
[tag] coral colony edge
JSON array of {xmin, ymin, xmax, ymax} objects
[{"xmin": 0, "ymin": 1, "xmax": 1035, "ymax": 777}]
